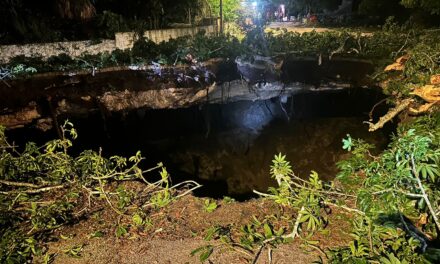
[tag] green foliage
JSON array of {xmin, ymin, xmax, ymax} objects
[
  {"xmin": 367, "ymin": 19, "xmax": 440, "ymax": 98},
  {"xmin": 358, "ymin": 0, "xmax": 404, "ymax": 18},
  {"xmin": 190, "ymin": 244, "xmax": 214, "ymax": 262},
  {"xmin": 6, "ymin": 22, "xmax": 439, "ymax": 81},
  {"xmin": 0, "ymin": 121, "xmax": 197, "ymax": 263},
  {"xmin": 330, "ymin": 113, "xmax": 440, "ymax": 263},
  {"xmin": 96, "ymin": 11, "xmax": 129, "ymax": 39},
  {"xmin": 88, "ymin": 230, "xmax": 104, "ymax": 239},
  {"xmin": 222, "ymin": 196, "xmax": 235, "ymax": 204},
  {"xmin": 247, "ymin": 25, "xmax": 409, "ymax": 60},
  {"xmin": 115, "ymin": 225, "xmax": 128, "ymax": 238},
  {"xmin": 239, "ymin": 216, "xmax": 285, "ymax": 250},
  {"xmin": 131, "ymin": 38, "xmax": 161, "ymax": 61},
  {"xmin": 267, "ymin": 154, "xmax": 328, "ymax": 234},
  {"xmin": 1, "ymin": 32, "xmax": 248, "ymax": 78},
  {"xmin": 254, "ymin": 113, "xmax": 440, "ymax": 263},
  {"xmin": 339, "ymin": 115, "xmax": 440, "ymax": 219},
  {"xmin": 116, "ymin": 186, "xmax": 133, "ymax": 209},
  {"xmin": 208, "ymin": 0, "xmax": 240, "ymax": 22},
  {"xmin": 62, "ymin": 244, "xmax": 84, "ymax": 258},
  {"xmin": 150, "ymin": 168, "xmax": 173, "ymax": 209},
  {"xmin": 328, "ymin": 216, "xmax": 430, "ymax": 263},
  {"xmin": 192, "ymin": 215, "xmax": 288, "ymax": 262},
  {"xmin": 132, "ymin": 213, "xmax": 144, "ymax": 226},
  {"xmin": 400, "ymin": 0, "xmax": 440, "ymax": 14},
  {"xmin": 1, "ymin": 63, "xmax": 37, "ymax": 80},
  {"xmin": 10, "ymin": 64, "xmax": 37, "ymax": 76},
  {"xmin": 337, "ymin": 135, "xmax": 375, "ymax": 187},
  {"xmin": 203, "ymin": 199, "xmax": 218, "ymax": 213}
]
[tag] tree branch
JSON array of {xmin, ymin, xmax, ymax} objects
[
  {"xmin": 365, "ymin": 99, "xmax": 412, "ymax": 132},
  {"xmin": 325, "ymin": 202, "xmax": 366, "ymax": 216},
  {"xmin": 410, "ymin": 155, "xmax": 440, "ymax": 231},
  {"xmin": 0, "ymin": 185, "xmax": 64, "ymax": 195},
  {"xmin": 252, "ymin": 206, "xmax": 305, "ymax": 264},
  {"xmin": 0, "ymin": 180, "xmax": 41, "ymax": 188}
]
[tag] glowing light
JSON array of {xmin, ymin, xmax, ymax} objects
[{"xmin": 252, "ymin": 1, "xmax": 257, "ymax": 7}]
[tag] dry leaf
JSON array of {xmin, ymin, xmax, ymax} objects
[
  {"xmin": 410, "ymin": 85, "xmax": 440, "ymax": 103},
  {"xmin": 430, "ymin": 74, "xmax": 440, "ymax": 85},
  {"xmin": 384, "ymin": 55, "xmax": 409, "ymax": 72},
  {"xmin": 384, "ymin": 62, "xmax": 404, "ymax": 72},
  {"xmin": 410, "ymin": 102, "xmax": 437, "ymax": 114},
  {"xmin": 418, "ymin": 213, "xmax": 428, "ymax": 226}
]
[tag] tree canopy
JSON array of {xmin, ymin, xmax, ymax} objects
[
  {"xmin": 207, "ymin": 0, "xmax": 241, "ymax": 22},
  {"xmin": 400, "ymin": 0, "xmax": 440, "ymax": 14}
]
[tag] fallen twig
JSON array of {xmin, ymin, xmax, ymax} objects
[
  {"xmin": 97, "ymin": 178, "xmax": 124, "ymax": 215},
  {"xmin": 0, "ymin": 184, "xmax": 64, "ymax": 195},
  {"xmin": 369, "ymin": 98, "xmax": 388, "ymax": 121},
  {"xmin": 325, "ymin": 202, "xmax": 365, "ymax": 215},
  {"xmin": 252, "ymin": 206, "xmax": 305, "ymax": 264},
  {"xmin": 0, "ymin": 180, "xmax": 41, "ymax": 188}
]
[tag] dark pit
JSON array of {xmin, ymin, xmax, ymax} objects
[{"xmin": 6, "ymin": 87, "xmax": 393, "ymax": 200}]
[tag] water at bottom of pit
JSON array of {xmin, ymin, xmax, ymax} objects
[{"xmin": 7, "ymin": 88, "xmax": 394, "ymax": 200}]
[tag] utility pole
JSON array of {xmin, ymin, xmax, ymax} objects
[{"xmin": 220, "ymin": 0, "xmax": 223, "ymax": 34}]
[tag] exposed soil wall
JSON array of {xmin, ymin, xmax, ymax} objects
[{"xmin": 0, "ymin": 57, "xmax": 374, "ymax": 130}]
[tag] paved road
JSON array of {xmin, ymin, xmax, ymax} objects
[
  {"xmin": 265, "ymin": 22, "xmax": 373, "ymax": 36},
  {"xmin": 267, "ymin": 22, "xmax": 331, "ymax": 31}
]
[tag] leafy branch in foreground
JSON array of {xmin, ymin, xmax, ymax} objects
[
  {"xmin": 0, "ymin": 121, "xmax": 201, "ymax": 263},
  {"xmin": 332, "ymin": 114, "xmax": 440, "ymax": 263},
  {"xmin": 249, "ymin": 114, "xmax": 440, "ymax": 263}
]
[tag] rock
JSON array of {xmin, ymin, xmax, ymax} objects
[
  {"xmin": 35, "ymin": 118, "xmax": 53, "ymax": 131},
  {"xmin": 0, "ymin": 102, "xmax": 40, "ymax": 129}
]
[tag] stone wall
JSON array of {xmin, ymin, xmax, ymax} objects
[
  {"xmin": 0, "ymin": 40, "xmax": 116, "ymax": 64},
  {"xmin": 0, "ymin": 25, "xmax": 218, "ymax": 63},
  {"xmin": 115, "ymin": 25, "xmax": 218, "ymax": 50}
]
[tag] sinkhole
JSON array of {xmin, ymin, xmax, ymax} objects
[{"xmin": 7, "ymin": 87, "xmax": 393, "ymax": 200}]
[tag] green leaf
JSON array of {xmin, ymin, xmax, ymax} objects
[
  {"xmin": 191, "ymin": 245, "xmax": 214, "ymax": 262},
  {"xmin": 190, "ymin": 246, "xmax": 206, "ymax": 256},
  {"xmin": 263, "ymin": 223, "xmax": 273, "ymax": 238},
  {"xmin": 204, "ymin": 227, "xmax": 219, "ymax": 241},
  {"xmin": 204, "ymin": 199, "xmax": 218, "ymax": 213},
  {"xmin": 342, "ymin": 134, "xmax": 353, "ymax": 151},
  {"xmin": 199, "ymin": 246, "xmax": 213, "ymax": 262},
  {"xmin": 132, "ymin": 213, "xmax": 143, "ymax": 226},
  {"xmin": 115, "ymin": 225, "xmax": 127, "ymax": 238},
  {"xmin": 275, "ymin": 227, "xmax": 285, "ymax": 236},
  {"xmin": 89, "ymin": 231, "xmax": 104, "ymax": 238},
  {"xmin": 299, "ymin": 212, "xmax": 310, "ymax": 223}
]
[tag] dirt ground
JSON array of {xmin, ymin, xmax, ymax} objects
[{"xmin": 43, "ymin": 191, "xmax": 353, "ymax": 264}]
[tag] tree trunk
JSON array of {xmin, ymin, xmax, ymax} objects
[{"xmin": 188, "ymin": 8, "xmax": 192, "ymax": 25}]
